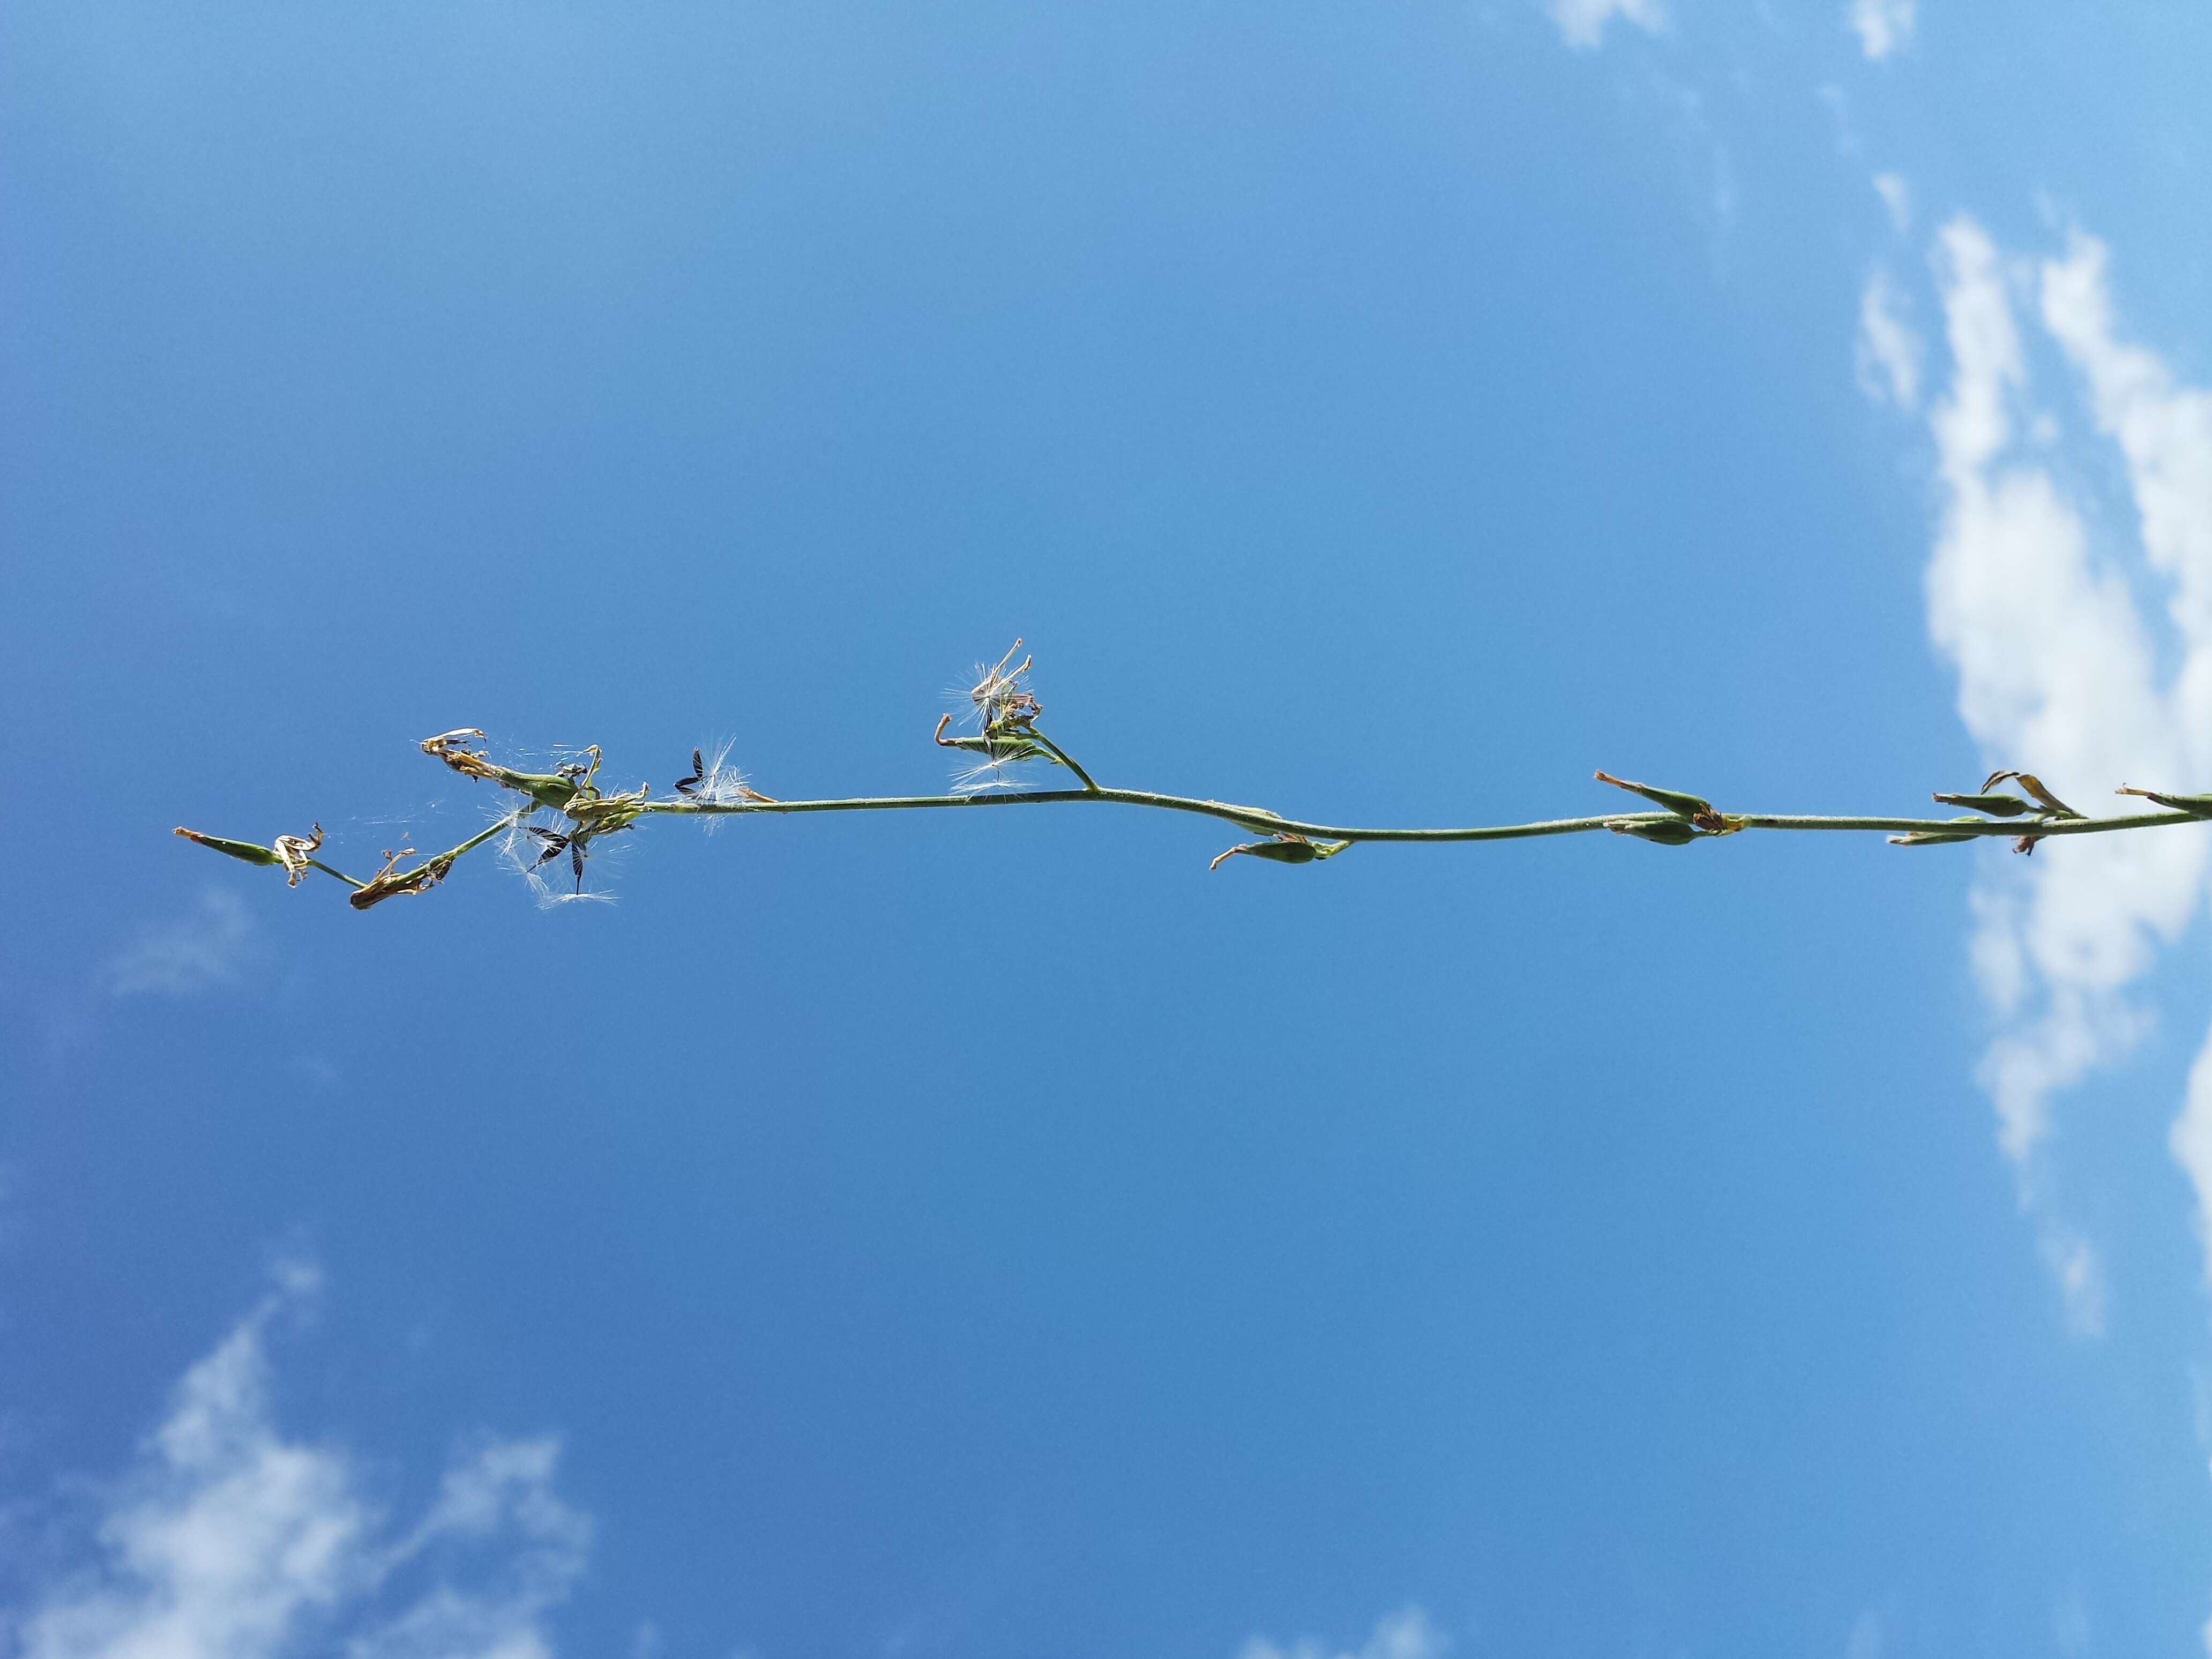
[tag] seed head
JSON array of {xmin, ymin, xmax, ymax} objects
[
  {"xmin": 968, "ymin": 639, "xmax": 1041, "ymax": 735},
  {"xmin": 347, "ymin": 846, "xmax": 452, "ymax": 910},
  {"xmin": 945, "ymin": 640, "xmax": 1052, "ymax": 791},
  {"xmin": 674, "ymin": 739, "xmax": 772, "ymax": 812},
  {"xmin": 271, "ymin": 823, "xmax": 324, "ymax": 887}
]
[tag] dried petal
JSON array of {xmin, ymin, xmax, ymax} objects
[
  {"xmin": 1980, "ymin": 771, "xmax": 2080, "ymax": 818},
  {"xmin": 347, "ymin": 846, "xmax": 451, "ymax": 910},
  {"xmin": 271, "ymin": 823, "xmax": 324, "ymax": 886}
]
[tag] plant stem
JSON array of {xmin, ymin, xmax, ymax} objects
[
  {"xmin": 182, "ymin": 743, "xmax": 2212, "ymax": 913},
  {"xmin": 644, "ymin": 789, "xmax": 2206, "ymax": 845},
  {"xmin": 1025, "ymin": 731, "xmax": 1100, "ymax": 793}
]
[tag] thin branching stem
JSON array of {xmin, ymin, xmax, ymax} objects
[
  {"xmin": 647, "ymin": 790, "xmax": 2206, "ymax": 843},
  {"xmin": 1022, "ymin": 731, "xmax": 1101, "ymax": 793},
  {"xmin": 170, "ymin": 645, "xmax": 2212, "ymax": 908}
]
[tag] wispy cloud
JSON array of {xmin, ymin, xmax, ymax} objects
[
  {"xmin": 1545, "ymin": 0, "xmax": 1663, "ymax": 52},
  {"xmin": 13, "ymin": 1272, "xmax": 592, "ymax": 1659},
  {"xmin": 1848, "ymin": 0, "xmax": 1915, "ymax": 62},
  {"xmin": 1872, "ymin": 172, "xmax": 1911, "ymax": 235},
  {"xmin": 2033, "ymin": 229, "xmax": 2212, "ymax": 1342},
  {"xmin": 1238, "ymin": 1605, "xmax": 1447, "ymax": 1659},
  {"xmin": 1857, "ymin": 269, "xmax": 1923, "ymax": 408},
  {"xmin": 1915, "ymin": 214, "xmax": 2212, "ymax": 1336},
  {"xmin": 103, "ymin": 891, "xmax": 253, "ymax": 1000}
]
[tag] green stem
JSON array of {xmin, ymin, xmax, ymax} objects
[
  {"xmin": 437, "ymin": 816, "xmax": 519, "ymax": 865},
  {"xmin": 1025, "ymin": 729, "xmax": 1100, "ymax": 793},
  {"xmin": 187, "ymin": 763, "xmax": 2212, "ymax": 914},
  {"xmin": 646, "ymin": 789, "xmax": 2208, "ymax": 845}
]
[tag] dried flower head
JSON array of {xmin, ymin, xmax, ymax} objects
[
  {"xmin": 272, "ymin": 823, "xmax": 324, "ymax": 887},
  {"xmin": 968, "ymin": 639, "xmax": 1041, "ymax": 735},
  {"xmin": 420, "ymin": 729, "xmax": 602, "ymax": 814},
  {"xmin": 420, "ymin": 729, "xmax": 502, "ymax": 784},
  {"xmin": 347, "ymin": 846, "xmax": 449, "ymax": 910},
  {"xmin": 939, "ymin": 641, "xmax": 1056, "ymax": 791}
]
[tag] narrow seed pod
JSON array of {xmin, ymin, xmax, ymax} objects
[
  {"xmin": 1606, "ymin": 817, "xmax": 1702, "ymax": 845},
  {"xmin": 2116, "ymin": 786, "xmax": 2212, "ymax": 816},
  {"xmin": 1888, "ymin": 831, "xmax": 1981, "ymax": 846},
  {"xmin": 1931, "ymin": 791, "xmax": 2035, "ymax": 817},
  {"xmin": 1594, "ymin": 771, "xmax": 1712, "ymax": 819},
  {"xmin": 173, "ymin": 827, "xmax": 282, "ymax": 866},
  {"xmin": 1208, "ymin": 835, "xmax": 1353, "ymax": 871}
]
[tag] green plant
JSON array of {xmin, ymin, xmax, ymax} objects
[{"xmin": 174, "ymin": 642, "xmax": 2212, "ymax": 910}]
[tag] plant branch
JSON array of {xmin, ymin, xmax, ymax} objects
[
  {"xmin": 169, "ymin": 647, "xmax": 2212, "ymax": 910},
  {"xmin": 648, "ymin": 789, "xmax": 2206, "ymax": 843}
]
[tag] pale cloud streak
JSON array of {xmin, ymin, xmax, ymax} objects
[
  {"xmin": 14, "ymin": 1274, "xmax": 591, "ymax": 1659},
  {"xmin": 1857, "ymin": 270, "xmax": 1923, "ymax": 408},
  {"xmin": 104, "ymin": 891, "xmax": 253, "ymax": 1000},
  {"xmin": 1848, "ymin": 0, "xmax": 1916, "ymax": 62},
  {"xmin": 1238, "ymin": 1605, "xmax": 1447, "ymax": 1659},
  {"xmin": 2033, "ymin": 230, "xmax": 2212, "ymax": 1334},
  {"xmin": 1872, "ymin": 173, "xmax": 1910, "ymax": 235},
  {"xmin": 1918, "ymin": 214, "xmax": 2212, "ymax": 1336},
  {"xmin": 1545, "ymin": 0, "xmax": 1663, "ymax": 52}
]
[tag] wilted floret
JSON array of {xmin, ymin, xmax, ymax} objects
[
  {"xmin": 968, "ymin": 639, "xmax": 1042, "ymax": 735},
  {"xmin": 272, "ymin": 823, "xmax": 324, "ymax": 886},
  {"xmin": 941, "ymin": 640, "xmax": 1059, "ymax": 791},
  {"xmin": 347, "ymin": 845, "xmax": 449, "ymax": 910}
]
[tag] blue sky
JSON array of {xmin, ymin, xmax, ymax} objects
[{"xmin": 8, "ymin": 2, "xmax": 2212, "ymax": 1655}]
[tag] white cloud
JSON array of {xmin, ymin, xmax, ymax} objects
[
  {"xmin": 1872, "ymin": 172, "xmax": 1911, "ymax": 235},
  {"xmin": 104, "ymin": 891, "xmax": 253, "ymax": 999},
  {"xmin": 1546, "ymin": 0, "xmax": 1663, "ymax": 51},
  {"xmin": 1238, "ymin": 1605, "xmax": 1447, "ymax": 1659},
  {"xmin": 14, "ymin": 1275, "xmax": 591, "ymax": 1659},
  {"xmin": 1916, "ymin": 214, "xmax": 2212, "ymax": 1336},
  {"xmin": 1845, "ymin": 1608, "xmax": 1884, "ymax": 1659},
  {"xmin": 1818, "ymin": 84, "xmax": 1862, "ymax": 158},
  {"xmin": 2174, "ymin": 1028, "xmax": 2212, "ymax": 1291},
  {"xmin": 2040, "ymin": 1223, "xmax": 2108, "ymax": 1339},
  {"xmin": 1848, "ymin": 0, "xmax": 1915, "ymax": 61},
  {"xmin": 2038, "ymin": 232, "xmax": 2212, "ymax": 669},
  {"xmin": 1857, "ymin": 270, "xmax": 1923, "ymax": 408}
]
